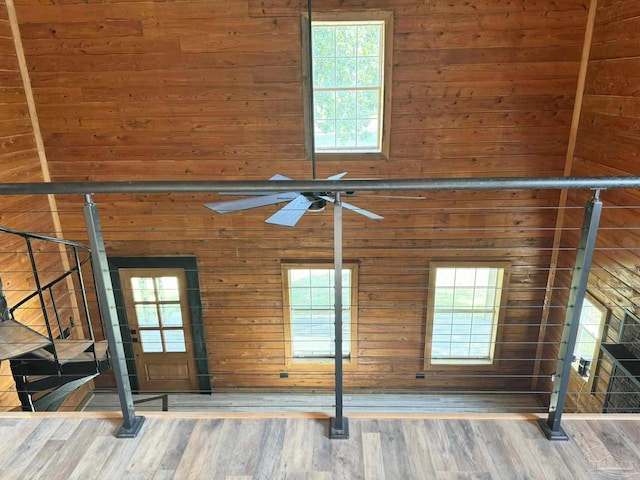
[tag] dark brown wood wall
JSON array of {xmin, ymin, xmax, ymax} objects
[
  {"xmin": 0, "ymin": 0, "xmax": 76, "ymax": 409},
  {"xmin": 544, "ymin": 0, "xmax": 640, "ymax": 412},
  {"xmin": 7, "ymin": 0, "xmax": 591, "ymax": 391}
]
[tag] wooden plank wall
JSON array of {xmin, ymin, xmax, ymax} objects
[
  {"xmin": 7, "ymin": 0, "xmax": 591, "ymax": 393},
  {"xmin": 0, "ymin": 0, "xmax": 77, "ymax": 409},
  {"xmin": 543, "ymin": 0, "xmax": 640, "ymax": 412}
]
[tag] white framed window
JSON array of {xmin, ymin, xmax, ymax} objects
[
  {"xmin": 425, "ymin": 262, "xmax": 509, "ymax": 366},
  {"xmin": 571, "ymin": 295, "xmax": 607, "ymax": 386},
  {"xmin": 302, "ymin": 12, "xmax": 393, "ymax": 160},
  {"xmin": 283, "ymin": 264, "xmax": 357, "ymax": 363}
]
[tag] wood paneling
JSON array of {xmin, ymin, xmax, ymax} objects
[
  {"xmin": 0, "ymin": 0, "xmax": 78, "ymax": 410},
  {"xmin": 0, "ymin": 0, "xmax": 594, "ymax": 395},
  {"xmin": 544, "ymin": 0, "xmax": 640, "ymax": 412}
]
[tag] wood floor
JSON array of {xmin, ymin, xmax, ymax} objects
[
  {"xmin": 0, "ymin": 412, "xmax": 638, "ymax": 479},
  {"xmin": 82, "ymin": 391, "xmax": 547, "ymax": 414}
]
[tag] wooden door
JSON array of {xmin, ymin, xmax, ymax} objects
[{"xmin": 119, "ymin": 268, "xmax": 199, "ymax": 392}]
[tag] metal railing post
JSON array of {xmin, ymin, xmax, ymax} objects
[
  {"xmin": 330, "ymin": 192, "xmax": 349, "ymax": 439},
  {"xmin": 539, "ymin": 190, "xmax": 603, "ymax": 440},
  {"xmin": 83, "ymin": 194, "xmax": 145, "ymax": 438}
]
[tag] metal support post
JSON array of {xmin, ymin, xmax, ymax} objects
[
  {"xmin": 83, "ymin": 195, "xmax": 145, "ymax": 438},
  {"xmin": 539, "ymin": 191, "xmax": 602, "ymax": 440},
  {"xmin": 330, "ymin": 192, "xmax": 349, "ymax": 439}
]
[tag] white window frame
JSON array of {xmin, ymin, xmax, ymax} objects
[
  {"xmin": 571, "ymin": 294, "xmax": 607, "ymax": 389},
  {"xmin": 425, "ymin": 261, "xmax": 510, "ymax": 367},
  {"xmin": 282, "ymin": 263, "xmax": 358, "ymax": 366},
  {"xmin": 302, "ymin": 11, "xmax": 393, "ymax": 162}
]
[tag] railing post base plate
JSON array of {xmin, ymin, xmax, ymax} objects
[
  {"xmin": 116, "ymin": 415, "xmax": 146, "ymax": 438},
  {"xmin": 329, "ymin": 416, "xmax": 349, "ymax": 439},
  {"xmin": 537, "ymin": 418, "xmax": 569, "ymax": 441}
]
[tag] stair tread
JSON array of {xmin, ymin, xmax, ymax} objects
[
  {"xmin": 32, "ymin": 339, "xmax": 95, "ymax": 364},
  {"xmin": 70, "ymin": 341, "xmax": 109, "ymax": 363},
  {"xmin": 0, "ymin": 320, "xmax": 51, "ymax": 361}
]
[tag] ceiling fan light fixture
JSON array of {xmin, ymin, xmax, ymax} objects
[{"xmin": 308, "ymin": 198, "xmax": 327, "ymax": 212}]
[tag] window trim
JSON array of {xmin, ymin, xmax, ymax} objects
[
  {"xmin": 571, "ymin": 293, "xmax": 608, "ymax": 391},
  {"xmin": 301, "ymin": 11, "xmax": 393, "ymax": 162},
  {"xmin": 424, "ymin": 261, "xmax": 511, "ymax": 369},
  {"xmin": 282, "ymin": 262, "xmax": 358, "ymax": 369}
]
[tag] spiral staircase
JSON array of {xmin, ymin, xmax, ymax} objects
[{"xmin": 0, "ymin": 227, "xmax": 110, "ymax": 411}]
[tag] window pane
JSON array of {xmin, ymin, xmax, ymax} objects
[
  {"xmin": 431, "ymin": 266, "xmax": 503, "ymax": 361},
  {"xmin": 156, "ymin": 276, "xmax": 179, "ymax": 301},
  {"xmin": 315, "ymin": 120, "xmax": 336, "ymax": 147},
  {"xmin": 313, "ymin": 58, "xmax": 335, "ymax": 88},
  {"xmin": 135, "ymin": 305, "xmax": 159, "ymax": 327},
  {"xmin": 336, "ymin": 90, "xmax": 357, "ymax": 120},
  {"xmin": 314, "ymin": 91, "xmax": 335, "ymax": 120},
  {"xmin": 357, "ymin": 57, "xmax": 380, "ymax": 87},
  {"xmin": 160, "ymin": 304, "xmax": 183, "ymax": 327},
  {"xmin": 311, "ymin": 21, "xmax": 384, "ymax": 154},
  {"xmin": 335, "ymin": 26, "xmax": 357, "ymax": 56},
  {"xmin": 357, "ymin": 25, "xmax": 381, "ymax": 56},
  {"xmin": 164, "ymin": 330, "xmax": 186, "ymax": 353},
  {"xmin": 336, "ymin": 119, "xmax": 357, "ymax": 147},
  {"xmin": 288, "ymin": 267, "xmax": 352, "ymax": 358},
  {"xmin": 357, "ymin": 90, "xmax": 379, "ymax": 118},
  {"xmin": 131, "ymin": 277, "xmax": 155, "ymax": 302},
  {"xmin": 357, "ymin": 119, "xmax": 378, "ymax": 147},
  {"xmin": 336, "ymin": 58, "xmax": 357, "ymax": 87},
  {"xmin": 312, "ymin": 26, "xmax": 334, "ymax": 57},
  {"xmin": 140, "ymin": 330, "xmax": 163, "ymax": 353},
  {"xmin": 572, "ymin": 298, "xmax": 606, "ymax": 375}
]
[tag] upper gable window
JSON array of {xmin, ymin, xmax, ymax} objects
[
  {"xmin": 302, "ymin": 12, "xmax": 393, "ymax": 160},
  {"xmin": 313, "ymin": 21, "xmax": 384, "ymax": 153}
]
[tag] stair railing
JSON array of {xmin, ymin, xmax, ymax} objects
[{"xmin": 0, "ymin": 226, "xmax": 97, "ymax": 371}]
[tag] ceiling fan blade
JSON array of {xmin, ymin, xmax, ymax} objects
[
  {"xmin": 320, "ymin": 196, "xmax": 384, "ymax": 221},
  {"xmin": 265, "ymin": 195, "xmax": 313, "ymax": 227},
  {"xmin": 218, "ymin": 173, "xmax": 294, "ymax": 196},
  {"xmin": 269, "ymin": 173, "xmax": 293, "ymax": 181},
  {"xmin": 327, "ymin": 172, "xmax": 347, "ymax": 180},
  {"xmin": 204, "ymin": 192, "xmax": 299, "ymax": 214}
]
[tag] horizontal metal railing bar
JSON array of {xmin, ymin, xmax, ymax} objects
[{"xmin": 1, "ymin": 176, "xmax": 640, "ymax": 196}]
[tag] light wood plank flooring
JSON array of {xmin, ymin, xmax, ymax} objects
[
  {"xmin": 0, "ymin": 413, "xmax": 638, "ymax": 479},
  {"xmin": 83, "ymin": 391, "xmax": 547, "ymax": 414}
]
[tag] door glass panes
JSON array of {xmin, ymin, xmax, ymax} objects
[
  {"xmin": 129, "ymin": 275, "xmax": 186, "ymax": 354},
  {"xmin": 156, "ymin": 276, "xmax": 180, "ymax": 301},
  {"xmin": 288, "ymin": 268, "xmax": 352, "ymax": 358},
  {"xmin": 312, "ymin": 21, "xmax": 384, "ymax": 153},
  {"xmin": 131, "ymin": 277, "xmax": 155, "ymax": 302},
  {"xmin": 160, "ymin": 304, "xmax": 183, "ymax": 327},
  {"xmin": 140, "ymin": 330, "xmax": 163, "ymax": 353},
  {"xmin": 164, "ymin": 330, "xmax": 187, "ymax": 353},
  {"xmin": 135, "ymin": 304, "xmax": 159, "ymax": 327},
  {"xmin": 431, "ymin": 266, "xmax": 503, "ymax": 362}
]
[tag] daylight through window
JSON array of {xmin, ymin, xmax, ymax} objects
[
  {"xmin": 284, "ymin": 266, "xmax": 355, "ymax": 360},
  {"xmin": 312, "ymin": 21, "xmax": 384, "ymax": 153},
  {"xmin": 428, "ymin": 264, "xmax": 507, "ymax": 365},
  {"xmin": 571, "ymin": 296, "xmax": 607, "ymax": 381}
]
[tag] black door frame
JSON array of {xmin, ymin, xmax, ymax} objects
[{"xmin": 108, "ymin": 256, "xmax": 211, "ymax": 393}]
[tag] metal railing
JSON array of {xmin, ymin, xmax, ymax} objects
[{"xmin": 1, "ymin": 176, "xmax": 640, "ymax": 439}]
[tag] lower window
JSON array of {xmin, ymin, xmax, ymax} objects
[
  {"xmin": 426, "ymin": 262, "xmax": 509, "ymax": 366},
  {"xmin": 571, "ymin": 295, "xmax": 607, "ymax": 386},
  {"xmin": 283, "ymin": 263, "xmax": 357, "ymax": 363}
]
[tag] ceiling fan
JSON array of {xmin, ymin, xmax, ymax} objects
[
  {"xmin": 203, "ymin": 172, "xmax": 383, "ymax": 227},
  {"xmin": 203, "ymin": 1, "xmax": 384, "ymax": 227}
]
